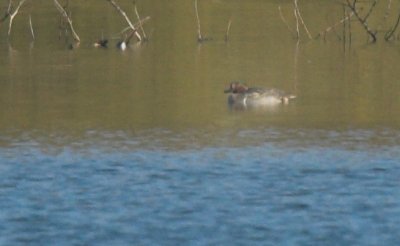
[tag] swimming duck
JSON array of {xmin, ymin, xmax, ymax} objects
[
  {"xmin": 116, "ymin": 41, "xmax": 127, "ymax": 50},
  {"xmin": 224, "ymin": 81, "xmax": 296, "ymax": 107},
  {"xmin": 94, "ymin": 39, "xmax": 108, "ymax": 48}
]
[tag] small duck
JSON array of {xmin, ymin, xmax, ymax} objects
[
  {"xmin": 94, "ymin": 39, "xmax": 108, "ymax": 48},
  {"xmin": 224, "ymin": 81, "xmax": 296, "ymax": 108},
  {"xmin": 116, "ymin": 40, "xmax": 127, "ymax": 50}
]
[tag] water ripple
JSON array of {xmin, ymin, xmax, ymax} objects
[{"xmin": 1, "ymin": 128, "xmax": 400, "ymax": 245}]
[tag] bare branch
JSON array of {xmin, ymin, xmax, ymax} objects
[
  {"xmin": 54, "ymin": 0, "xmax": 80, "ymax": 42},
  {"xmin": 343, "ymin": 4, "xmax": 346, "ymax": 45},
  {"xmin": 1, "ymin": 0, "xmax": 13, "ymax": 23},
  {"xmin": 362, "ymin": 0, "xmax": 378, "ymax": 23},
  {"xmin": 225, "ymin": 17, "xmax": 232, "ymax": 42},
  {"xmin": 315, "ymin": 12, "xmax": 354, "ymax": 39},
  {"xmin": 294, "ymin": 0, "xmax": 312, "ymax": 39},
  {"xmin": 385, "ymin": 12, "xmax": 400, "ymax": 41},
  {"xmin": 133, "ymin": 1, "xmax": 147, "ymax": 40},
  {"xmin": 7, "ymin": 0, "xmax": 13, "ymax": 14},
  {"xmin": 346, "ymin": 0, "xmax": 377, "ymax": 42},
  {"xmin": 124, "ymin": 16, "xmax": 151, "ymax": 43},
  {"xmin": 294, "ymin": 7, "xmax": 300, "ymax": 39},
  {"xmin": 194, "ymin": 0, "xmax": 203, "ymax": 41},
  {"xmin": 29, "ymin": 14, "xmax": 34, "ymax": 40},
  {"xmin": 119, "ymin": 16, "xmax": 151, "ymax": 35},
  {"xmin": 383, "ymin": 0, "xmax": 392, "ymax": 21},
  {"xmin": 347, "ymin": 4, "xmax": 352, "ymax": 46},
  {"xmin": 107, "ymin": 0, "xmax": 141, "ymax": 41},
  {"xmin": 8, "ymin": 0, "xmax": 27, "ymax": 36},
  {"xmin": 278, "ymin": 5, "xmax": 296, "ymax": 37}
]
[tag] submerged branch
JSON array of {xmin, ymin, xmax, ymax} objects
[
  {"xmin": 225, "ymin": 17, "xmax": 232, "ymax": 42},
  {"xmin": 348, "ymin": 4, "xmax": 352, "ymax": 45},
  {"xmin": 385, "ymin": 12, "xmax": 400, "ymax": 41},
  {"xmin": 294, "ymin": 0, "xmax": 312, "ymax": 39},
  {"xmin": 345, "ymin": 0, "xmax": 377, "ymax": 42},
  {"xmin": 133, "ymin": 1, "xmax": 147, "ymax": 40},
  {"xmin": 363, "ymin": 0, "xmax": 378, "ymax": 23},
  {"xmin": 54, "ymin": 0, "xmax": 80, "ymax": 42},
  {"xmin": 278, "ymin": 5, "xmax": 296, "ymax": 37},
  {"xmin": 294, "ymin": 7, "xmax": 300, "ymax": 39},
  {"xmin": 315, "ymin": 12, "xmax": 354, "ymax": 39},
  {"xmin": 29, "ymin": 14, "xmax": 34, "ymax": 40},
  {"xmin": 383, "ymin": 0, "xmax": 392, "ymax": 22},
  {"xmin": 1, "ymin": 0, "xmax": 13, "ymax": 23},
  {"xmin": 125, "ymin": 16, "xmax": 151, "ymax": 43},
  {"xmin": 194, "ymin": 0, "xmax": 203, "ymax": 41},
  {"xmin": 8, "ymin": 0, "xmax": 27, "ymax": 36},
  {"xmin": 107, "ymin": 0, "xmax": 141, "ymax": 41},
  {"xmin": 118, "ymin": 16, "xmax": 151, "ymax": 36}
]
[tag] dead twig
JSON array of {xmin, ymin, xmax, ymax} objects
[
  {"xmin": 362, "ymin": 0, "xmax": 378, "ymax": 23},
  {"xmin": 315, "ymin": 12, "xmax": 354, "ymax": 39},
  {"xmin": 29, "ymin": 14, "xmax": 34, "ymax": 40},
  {"xmin": 348, "ymin": 4, "xmax": 352, "ymax": 46},
  {"xmin": 278, "ymin": 5, "xmax": 296, "ymax": 38},
  {"xmin": 119, "ymin": 16, "xmax": 151, "ymax": 36},
  {"xmin": 383, "ymin": 0, "xmax": 392, "ymax": 22},
  {"xmin": 342, "ymin": 4, "xmax": 352, "ymax": 50},
  {"xmin": 117, "ymin": 16, "xmax": 151, "ymax": 49},
  {"xmin": 1, "ymin": 0, "xmax": 13, "ymax": 23},
  {"xmin": 54, "ymin": 0, "xmax": 80, "ymax": 42},
  {"xmin": 194, "ymin": 0, "xmax": 203, "ymax": 41},
  {"xmin": 345, "ymin": 0, "xmax": 377, "ymax": 43},
  {"xmin": 385, "ymin": 12, "xmax": 400, "ymax": 41},
  {"xmin": 293, "ymin": 40, "xmax": 299, "ymax": 95},
  {"xmin": 133, "ymin": 1, "xmax": 147, "ymax": 41},
  {"xmin": 8, "ymin": 0, "xmax": 27, "ymax": 37},
  {"xmin": 294, "ymin": 7, "xmax": 300, "ymax": 39},
  {"xmin": 294, "ymin": 0, "xmax": 312, "ymax": 39},
  {"xmin": 343, "ymin": 4, "xmax": 346, "ymax": 47},
  {"xmin": 107, "ymin": 0, "xmax": 141, "ymax": 41},
  {"xmin": 225, "ymin": 17, "xmax": 232, "ymax": 42},
  {"xmin": 125, "ymin": 18, "xmax": 151, "ymax": 43}
]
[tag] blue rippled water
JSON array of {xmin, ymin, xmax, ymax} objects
[{"xmin": 0, "ymin": 128, "xmax": 400, "ymax": 245}]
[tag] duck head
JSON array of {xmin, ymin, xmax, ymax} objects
[{"xmin": 224, "ymin": 82, "xmax": 248, "ymax": 93}]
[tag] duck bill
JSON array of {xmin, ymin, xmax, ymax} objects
[{"xmin": 224, "ymin": 88, "xmax": 232, "ymax": 93}]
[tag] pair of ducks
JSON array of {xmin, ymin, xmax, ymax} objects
[{"xmin": 224, "ymin": 82, "xmax": 296, "ymax": 108}]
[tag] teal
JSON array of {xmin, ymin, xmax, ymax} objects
[{"xmin": 224, "ymin": 82, "xmax": 296, "ymax": 108}]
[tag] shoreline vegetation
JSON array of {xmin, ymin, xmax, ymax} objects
[{"xmin": 1, "ymin": 0, "xmax": 400, "ymax": 49}]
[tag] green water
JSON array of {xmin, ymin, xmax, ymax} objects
[{"xmin": 1, "ymin": 1, "xmax": 400, "ymax": 137}]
